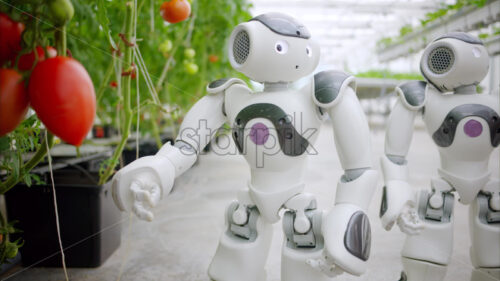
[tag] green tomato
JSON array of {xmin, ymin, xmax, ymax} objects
[
  {"xmin": 48, "ymin": 0, "xmax": 74, "ymax": 26},
  {"xmin": 5, "ymin": 243, "xmax": 18, "ymax": 259},
  {"xmin": 159, "ymin": 40, "xmax": 173, "ymax": 54},
  {"xmin": 184, "ymin": 62, "xmax": 198, "ymax": 75},
  {"xmin": 184, "ymin": 48, "xmax": 196, "ymax": 59}
]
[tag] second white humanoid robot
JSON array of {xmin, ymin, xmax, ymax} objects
[
  {"xmin": 380, "ymin": 32, "xmax": 500, "ymax": 281},
  {"xmin": 112, "ymin": 12, "xmax": 378, "ymax": 281}
]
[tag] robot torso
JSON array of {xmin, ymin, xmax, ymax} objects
[{"xmin": 423, "ymin": 87, "xmax": 499, "ymax": 200}]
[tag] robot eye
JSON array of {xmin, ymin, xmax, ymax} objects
[
  {"xmin": 275, "ymin": 41, "xmax": 288, "ymax": 54},
  {"xmin": 306, "ymin": 46, "xmax": 312, "ymax": 57}
]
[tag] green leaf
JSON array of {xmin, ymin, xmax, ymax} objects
[
  {"xmin": 31, "ymin": 174, "xmax": 44, "ymax": 185},
  {"xmin": 0, "ymin": 137, "xmax": 9, "ymax": 152},
  {"xmin": 11, "ymin": 154, "xmax": 20, "ymax": 182},
  {"xmin": 23, "ymin": 173, "xmax": 32, "ymax": 187}
]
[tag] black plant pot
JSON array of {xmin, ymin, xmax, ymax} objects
[
  {"xmin": 4, "ymin": 151, "xmax": 122, "ymax": 268},
  {"xmin": 122, "ymin": 134, "xmax": 174, "ymax": 166}
]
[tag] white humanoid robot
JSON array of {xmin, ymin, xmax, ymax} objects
[
  {"xmin": 380, "ymin": 32, "xmax": 500, "ymax": 281},
  {"xmin": 112, "ymin": 13, "xmax": 378, "ymax": 281}
]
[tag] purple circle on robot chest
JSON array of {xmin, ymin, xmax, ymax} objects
[
  {"xmin": 249, "ymin": 122, "xmax": 270, "ymax": 145},
  {"xmin": 464, "ymin": 119, "xmax": 483, "ymax": 138}
]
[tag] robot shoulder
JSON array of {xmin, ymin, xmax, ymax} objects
[
  {"xmin": 206, "ymin": 78, "xmax": 247, "ymax": 95},
  {"xmin": 312, "ymin": 70, "xmax": 356, "ymax": 108},
  {"xmin": 395, "ymin": 81, "xmax": 427, "ymax": 110}
]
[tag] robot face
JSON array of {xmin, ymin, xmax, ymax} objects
[
  {"xmin": 228, "ymin": 13, "xmax": 320, "ymax": 83},
  {"xmin": 420, "ymin": 32, "xmax": 489, "ymax": 92}
]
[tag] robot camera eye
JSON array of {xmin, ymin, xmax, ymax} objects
[
  {"xmin": 306, "ymin": 46, "xmax": 312, "ymax": 57},
  {"xmin": 275, "ymin": 40, "xmax": 289, "ymax": 54},
  {"xmin": 428, "ymin": 46, "xmax": 455, "ymax": 74},
  {"xmin": 233, "ymin": 30, "xmax": 250, "ymax": 65}
]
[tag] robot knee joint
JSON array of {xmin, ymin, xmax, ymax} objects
[
  {"xmin": 283, "ymin": 205, "xmax": 323, "ymax": 250},
  {"xmin": 477, "ymin": 192, "xmax": 500, "ymax": 224},
  {"xmin": 418, "ymin": 189, "xmax": 454, "ymax": 223},
  {"xmin": 226, "ymin": 201, "xmax": 260, "ymax": 242}
]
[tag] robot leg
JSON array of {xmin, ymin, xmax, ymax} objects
[
  {"xmin": 281, "ymin": 193, "xmax": 333, "ymax": 281},
  {"xmin": 469, "ymin": 179, "xmax": 500, "ymax": 281},
  {"xmin": 208, "ymin": 189, "xmax": 273, "ymax": 281},
  {"xmin": 400, "ymin": 185, "xmax": 455, "ymax": 281}
]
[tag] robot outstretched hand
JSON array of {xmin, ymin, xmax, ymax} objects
[
  {"xmin": 112, "ymin": 142, "xmax": 194, "ymax": 221},
  {"xmin": 380, "ymin": 179, "xmax": 424, "ymax": 236}
]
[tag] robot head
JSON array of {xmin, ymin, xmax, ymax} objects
[
  {"xmin": 228, "ymin": 12, "xmax": 320, "ymax": 83},
  {"xmin": 420, "ymin": 32, "xmax": 489, "ymax": 92}
]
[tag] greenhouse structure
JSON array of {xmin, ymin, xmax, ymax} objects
[{"xmin": 0, "ymin": 0, "xmax": 499, "ymax": 280}]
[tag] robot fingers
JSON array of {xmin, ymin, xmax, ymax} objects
[
  {"xmin": 306, "ymin": 257, "xmax": 344, "ymax": 278},
  {"xmin": 131, "ymin": 180, "xmax": 161, "ymax": 207},
  {"xmin": 130, "ymin": 181, "xmax": 161, "ymax": 221},
  {"xmin": 397, "ymin": 205, "xmax": 424, "ymax": 236},
  {"xmin": 132, "ymin": 201, "xmax": 155, "ymax": 222}
]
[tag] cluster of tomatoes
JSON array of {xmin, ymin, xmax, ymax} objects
[{"xmin": 0, "ymin": 13, "xmax": 95, "ymax": 146}]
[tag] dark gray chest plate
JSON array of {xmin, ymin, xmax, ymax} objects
[
  {"xmin": 233, "ymin": 103, "xmax": 309, "ymax": 156},
  {"xmin": 432, "ymin": 104, "xmax": 500, "ymax": 147}
]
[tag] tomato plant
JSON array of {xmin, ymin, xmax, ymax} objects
[
  {"xmin": 160, "ymin": 0, "xmax": 191, "ymax": 24},
  {"xmin": 0, "ymin": 69, "xmax": 29, "ymax": 136},
  {"xmin": 0, "ymin": 13, "xmax": 24, "ymax": 66},
  {"xmin": 28, "ymin": 56, "xmax": 96, "ymax": 146},
  {"xmin": 14, "ymin": 46, "xmax": 57, "ymax": 71}
]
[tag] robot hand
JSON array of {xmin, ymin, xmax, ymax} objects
[
  {"xmin": 311, "ymin": 204, "xmax": 372, "ymax": 277},
  {"xmin": 380, "ymin": 180, "xmax": 423, "ymax": 235},
  {"xmin": 306, "ymin": 256, "xmax": 345, "ymax": 278},
  {"xmin": 129, "ymin": 179, "xmax": 161, "ymax": 221},
  {"xmin": 396, "ymin": 203, "xmax": 423, "ymax": 235},
  {"xmin": 111, "ymin": 154, "xmax": 176, "ymax": 221}
]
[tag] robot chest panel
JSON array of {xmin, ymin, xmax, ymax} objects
[
  {"xmin": 225, "ymin": 89, "xmax": 321, "ymax": 160},
  {"xmin": 423, "ymin": 93, "xmax": 500, "ymax": 156}
]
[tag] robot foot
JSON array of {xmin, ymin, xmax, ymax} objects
[{"xmin": 402, "ymin": 257, "xmax": 447, "ymax": 281}]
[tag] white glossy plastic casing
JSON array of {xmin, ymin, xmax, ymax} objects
[
  {"xmin": 420, "ymin": 37, "xmax": 489, "ymax": 92},
  {"xmin": 228, "ymin": 19, "xmax": 320, "ymax": 83}
]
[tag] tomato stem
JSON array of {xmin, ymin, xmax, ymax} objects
[
  {"xmin": 98, "ymin": 2, "xmax": 135, "ymax": 185},
  {"xmin": 0, "ymin": 132, "xmax": 55, "ymax": 194},
  {"xmin": 55, "ymin": 26, "xmax": 67, "ymax": 57}
]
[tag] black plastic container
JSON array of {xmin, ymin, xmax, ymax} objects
[
  {"xmin": 4, "ymin": 152, "xmax": 122, "ymax": 268},
  {"xmin": 122, "ymin": 139, "xmax": 161, "ymax": 165},
  {"xmin": 122, "ymin": 135, "xmax": 174, "ymax": 165}
]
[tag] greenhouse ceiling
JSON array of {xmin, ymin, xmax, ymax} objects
[{"xmin": 250, "ymin": 0, "xmax": 499, "ymax": 73}]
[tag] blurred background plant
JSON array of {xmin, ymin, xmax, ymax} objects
[{"xmin": 0, "ymin": 0, "xmax": 252, "ymax": 187}]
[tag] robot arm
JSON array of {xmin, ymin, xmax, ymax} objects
[
  {"xmin": 313, "ymin": 70, "xmax": 377, "ymax": 209},
  {"xmin": 380, "ymin": 81, "xmax": 427, "ymax": 234},
  {"xmin": 310, "ymin": 71, "xmax": 378, "ymax": 276},
  {"xmin": 112, "ymin": 78, "xmax": 240, "ymax": 221}
]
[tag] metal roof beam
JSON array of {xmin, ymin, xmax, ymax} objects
[
  {"xmin": 252, "ymin": 0, "xmax": 442, "ymax": 12},
  {"xmin": 377, "ymin": 0, "xmax": 500, "ymax": 61}
]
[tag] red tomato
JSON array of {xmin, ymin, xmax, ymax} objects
[
  {"xmin": 209, "ymin": 54, "xmax": 219, "ymax": 63},
  {"xmin": 0, "ymin": 69, "xmax": 29, "ymax": 136},
  {"xmin": 28, "ymin": 57, "xmax": 96, "ymax": 146},
  {"xmin": 160, "ymin": 0, "xmax": 191, "ymax": 24},
  {"xmin": 14, "ymin": 46, "xmax": 57, "ymax": 71},
  {"xmin": 0, "ymin": 13, "xmax": 24, "ymax": 66}
]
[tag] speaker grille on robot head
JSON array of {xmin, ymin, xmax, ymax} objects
[
  {"xmin": 428, "ymin": 46, "xmax": 455, "ymax": 74},
  {"xmin": 233, "ymin": 30, "xmax": 250, "ymax": 65}
]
